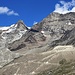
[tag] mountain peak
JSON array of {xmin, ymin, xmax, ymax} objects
[
  {"xmin": 15, "ymin": 20, "xmax": 28, "ymax": 30},
  {"xmin": 17, "ymin": 20, "xmax": 24, "ymax": 24}
]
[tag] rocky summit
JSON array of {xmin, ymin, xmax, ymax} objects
[{"xmin": 0, "ymin": 12, "xmax": 75, "ymax": 75}]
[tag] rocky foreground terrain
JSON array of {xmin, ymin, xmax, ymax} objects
[{"xmin": 0, "ymin": 12, "xmax": 75, "ymax": 75}]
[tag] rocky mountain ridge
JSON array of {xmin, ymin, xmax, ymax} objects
[{"xmin": 0, "ymin": 12, "xmax": 75, "ymax": 75}]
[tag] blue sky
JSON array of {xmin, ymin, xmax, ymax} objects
[{"xmin": 0, "ymin": 0, "xmax": 74, "ymax": 27}]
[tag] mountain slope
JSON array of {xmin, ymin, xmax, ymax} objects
[
  {"xmin": 32, "ymin": 12, "xmax": 75, "ymax": 43},
  {"xmin": 1, "ymin": 12, "xmax": 75, "ymax": 75},
  {"xmin": 49, "ymin": 27, "xmax": 75, "ymax": 48},
  {"xmin": 7, "ymin": 28, "xmax": 46, "ymax": 51}
]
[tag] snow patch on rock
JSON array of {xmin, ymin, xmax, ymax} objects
[
  {"xmin": 0, "ymin": 27, "xmax": 9, "ymax": 30},
  {"xmin": 41, "ymin": 31, "xmax": 45, "ymax": 34},
  {"xmin": 68, "ymin": 22, "xmax": 72, "ymax": 25}
]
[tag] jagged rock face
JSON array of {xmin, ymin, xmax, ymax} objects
[
  {"xmin": 33, "ymin": 33, "xmax": 46, "ymax": 41},
  {"xmin": 15, "ymin": 20, "xmax": 28, "ymax": 31},
  {"xmin": 4, "ymin": 12, "xmax": 75, "ymax": 51},
  {"xmin": 49, "ymin": 27, "xmax": 75, "ymax": 47},
  {"xmin": 32, "ymin": 12, "xmax": 75, "ymax": 31},
  {"xmin": 5, "ymin": 12, "xmax": 75, "ymax": 51},
  {"xmin": 1, "ymin": 20, "xmax": 28, "ymax": 44},
  {"xmin": 0, "ymin": 30, "xmax": 2, "ymax": 34},
  {"xmin": 7, "ymin": 29, "xmax": 46, "ymax": 51},
  {"xmin": 32, "ymin": 12, "xmax": 75, "ymax": 42},
  {"xmin": 0, "ymin": 21, "xmax": 29, "ymax": 67},
  {"xmin": 0, "ymin": 21, "xmax": 27, "ymax": 68}
]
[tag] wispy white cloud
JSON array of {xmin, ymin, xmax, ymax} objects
[
  {"xmin": 0, "ymin": 7, "xmax": 19, "ymax": 16},
  {"xmin": 54, "ymin": 0, "xmax": 75, "ymax": 14},
  {"xmin": 33, "ymin": 21, "xmax": 38, "ymax": 25}
]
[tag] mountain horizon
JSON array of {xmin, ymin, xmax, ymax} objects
[
  {"xmin": 0, "ymin": 0, "xmax": 75, "ymax": 27},
  {"xmin": 0, "ymin": 11, "xmax": 75, "ymax": 75},
  {"xmin": 1, "ymin": 0, "xmax": 75, "ymax": 75}
]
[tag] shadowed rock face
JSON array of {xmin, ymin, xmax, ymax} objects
[
  {"xmin": 0, "ymin": 30, "xmax": 2, "ymax": 34},
  {"xmin": 9, "ymin": 44, "xmax": 26, "ymax": 51},
  {"xmin": 0, "ymin": 21, "xmax": 28, "ymax": 68},
  {"xmin": 49, "ymin": 27, "xmax": 75, "ymax": 48},
  {"xmin": 32, "ymin": 12, "xmax": 75, "ymax": 31},
  {"xmin": 1, "ymin": 20, "xmax": 28, "ymax": 44}
]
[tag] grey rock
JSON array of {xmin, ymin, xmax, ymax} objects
[
  {"xmin": 32, "ymin": 12, "xmax": 75, "ymax": 43},
  {"xmin": 49, "ymin": 27, "xmax": 75, "ymax": 47},
  {"xmin": 0, "ymin": 48, "xmax": 20, "ymax": 68},
  {"xmin": 1, "ymin": 12, "xmax": 75, "ymax": 75},
  {"xmin": 1, "ymin": 20, "xmax": 28, "ymax": 44},
  {"xmin": 7, "ymin": 29, "xmax": 46, "ymax": 51}
]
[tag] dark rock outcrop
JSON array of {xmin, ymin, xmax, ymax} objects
[{"xmin": 49, "ymin": 27, "xmax": 75, "ymax": 47}]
